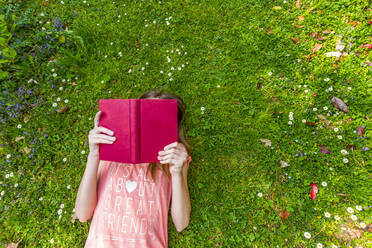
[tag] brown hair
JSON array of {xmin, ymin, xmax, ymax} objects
[{"xmin": 138, "ymin": 90, "xmax": 191, "ymax": 183}]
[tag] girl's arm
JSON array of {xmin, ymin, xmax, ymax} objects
[{"xmin": 170, "ymin": 159, "xmax": 191, "ymax": 232}]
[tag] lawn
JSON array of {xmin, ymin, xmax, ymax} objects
[{"xmin": 0, "ymin": 0, "xmax": 371, "ymax": 247}]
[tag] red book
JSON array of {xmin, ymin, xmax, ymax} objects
[{"xmin": 98, "ymin": 99, "xmax": 178, "ymax": 163}]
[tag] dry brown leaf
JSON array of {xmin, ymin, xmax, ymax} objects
[
  {"xmin": 298, "ymin": 16, "xmax": 305, "ymax": 21},
  {"xmin": 290, "ymin": 37, "xmax": 300, "ymax": 44},
  {"xmin": 23, "ymin": 115, "xmax": 30, "ymax": 123},
  {"xmin": 15, "ymin": 136, "xmax": 25, "ymax": 142},
  {"xmin": 335, "ymin": 38, "xmax": 345, "ymax": 51},
  {"xmin": 23, "ymin": 147, "xmax": 31, "ymax": 154},
  {"xmin": 347, "ymin": 21, "xmax": 362, "ymax": 27},
  {"xmin": 56, "ymin": 106, "xmax": 69, "ymax": 113},
  {"xmin": 260, "ymin": 139, "xmax": 272, "ymax": 147},
  {"xmin": 331, "ymin": 96, "xmax": 348, "ymax": 113},
  {"xmin": 296, "ymin": 0, "xmax": 301, "ymax": 7},
  {"xmin": 316, "ymin": 33, "xmax": 326, "ymax": 41},
  {"xmin": 71, "ymin": 213, "xmax": 78, "ymax": 223},
  {"xmin": 5, "ymin": 240, "xmax": 21, "ymax": 248},
  {"xmin": 280, "ymin": 160, "xmax": 290, "ymax": 168},
  {"xmin": 335, "ymin": 224, "xmax": 364, "ymax": 242},
  {"xmin": 312, "ymin": 43, "xmax": 322, "ymax": 52},
  {"xmin": 295, "ymin": 25, "xmax": 304, "ymax": 28},
  {"xmin": 266, "ymin": 27, "xmax": 272, "ymax": 34}
]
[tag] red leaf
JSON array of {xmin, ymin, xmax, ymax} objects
[
  {"xmin": 291, "ymin": 37, "xmax": 300, "ymax": 44},
  {"xmin": 357, "ymin": 126, "xmax": 364, "ymax": 137},
  {"xmin": 279, "ymin": 209, "xmax": 290, "ymax": 221},
  {"xmin": 346, "ymin": 145, "xmax": 356, "ymax": 151},
  {"xmin": 305, "ymin": 122, "xmax": 317, "ymax": 126},
  {"xmin": 318, "ymin": 144, "xmax": 332, "ymax": 154},
  {"xmin": 311, "ymin": 31, "xmax": 316, "ymax": 38},
  {"xmin": 316, "ymin": 33, "xmax": 326, "ymax": 41},
  {"xmin": 310, "ymin": 183, "xmax": 318, "ymax": 200},
  {"xmin": 362, "ymin": 44, "xmax": 372, "ymax": 49},
  {"xmin": 312, "ymin": 43, "xmax": 323, "ymax": 52}
]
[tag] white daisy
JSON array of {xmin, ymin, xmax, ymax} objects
[
  {"xmin": 323, "ymin": 106, "xmax": 328, "ymax": 110},
  {"xmin": 351, "ymin": 215, "xmax": 357, "ymax": 221},
  {"xmin": 268, "ymin": 72, "xmax": 272, "ymax": 76},
  {"xmin": 340, "ymin": 149, "xmax": 348, "ymax": 155},
  {"xmin": 337, "ymin": 135, "xmax": 342, "ymax": 139},
  {"xmin": 257, "ymin": 192, "xmax": 263, "ymax": 197},
  {"xmin": 201, "ymin": 107, "xmax": 205, "ymax": 111},
  {"xmin": 317, "ymin": 243, "xmax": 323, "ymax": 248},
  {"xmin": 289, "ymin": 112, "xmax": 294, "ymax": 116},
  {"xmin": 331, "ymin": 245, "xmax": 338, "ymax": 248},
  {"xmin": 321, "ymin": 182, "xmax": 327, "ymax": 187},
  {"xmin": 67, "ymin": 185, "xmax": 71, "ymax": 189},
  {"xmin": 56, "ymin": 97, "xmax": 60, "ymax": 101},
  {"xmin": 6, "ymin": 154, "xmax": 11, "ymax": 159},
  {"xmin": 347, "ymin": 207, "xmax": 354, "ymax": 214},
  {"xmin": 302, "ymin": 119, "xmax": 306, "ymax": 123},
  {"xmin": 81, "ymin": 150, "xmax": 86, "ymax": 154},
  {"xmin": 60, "ymin": 204, "xmax": 64, "ymax": 209},
  {"xmin": 334, "ymin": 127, "xmax": 339, "ymax": 132},
  {"xmin": 288, "ymin": 121, "xmax": 292, "ymax": 125},
  {"xmin": 313, "ymin": 108, "xmax": 317, "ymax": 111},
  {"xmin": 325, "ymin": 212, "xmax": 331, "ymax": 218},
  {"xmin": 356, "ymin": 205, "xmax": 362, "ymax": 211},
  {"xmin": 343, "ymin": 158, "xmax": 349, "ymax": 163},
  {"xmin": 58, "ymin": 209, "xmax": 62, "ymax": 215},
  {"xmin": 324, "ymin": 78, "xmax": 330, "ymax": 82},
  {"xmin": 50, "ymin": 238, "xmax": 54, "ymax": 243},
  {"xmin": 360, "ymin": 222, "xmax": 366, "ymax": 228},
  {"xmin": 334, "ymin": 215, "xmax": 340, "ymax": 220},
  {"xmin": 1, "ymin": 191, "xmax": 4, "ymax": 196},
  {"xmin": 289, "ymin": 116, "xmax": 294, "ymax": 120},
  {"xmin": 17, "ymin": 124, "xmax": 22, "ymax": 129},
  {"xmin": 39, "ymin": 197, "xmax": 43, "ymax": 201},
  {"xmin": 52, "ymin": 103, "xmax": 57, "ymax": 107},
  {"xmin": 14, "ymin": 183, "xmax": 18, "ymax": 187},
  {"xmin": 304, "ymin": 232, "xmax": 311, "ymax": 239},
  {"xmin": 217, "ymin": 85, "xmax": 220, "ymax": 88},
  {"xmin": 53, "ymin": 73, "xmax": 57, "ymax": 77}
]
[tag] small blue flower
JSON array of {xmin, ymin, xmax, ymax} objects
[{"xmin": 288, "ymin": 176, "xmax": 292, "ymax": 179}]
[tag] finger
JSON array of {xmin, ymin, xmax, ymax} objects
[
  {"xmin": 94, "ymin": 134, "xmax": 116, "ymax": 141},
  {"xmin": 94, "ymin": 111, "xmax": 102, "ymax": 127},
  {"xmin": 163, "ymin": 141, "xmax": 178, "ymax": 151},
  {"xmin": 159, "ymin": 147, "xmax": 178, "ymax": 156},
  {"xmin": 158, "ymin": 153, "xmax": 175, "ymax": 161},
  {"xmin": 95, "ymin": 138, "xmax": 115, "ymax": 144},
  {"xmin": 96, "ymin": 126, "xmax": 114, "ymax": 136},
  {"xmin": 159, "ymin": 158, "xmax": 172, "ymax": 164}
]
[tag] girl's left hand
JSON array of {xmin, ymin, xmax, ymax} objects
[{"xmin": 158, "ymin": 141, "xmax": 188, "ymax": 175}]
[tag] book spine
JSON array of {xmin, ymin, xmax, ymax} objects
[{"xmin": 130, "ymin": 99, "xmax": 140, "ymax": 163}]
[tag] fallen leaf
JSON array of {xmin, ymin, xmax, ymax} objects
[
  {"xmin": 361, "ymin": 44, "xmax": 372, "ymax": 49},
  {"xmin": 322, "ymin": 29, "xmax": 330, "ymax": 34},
  {"xmin": 295, "ymin": 25, "xmax": 304, "ymax": 28},
  {"xmin": 266, "ymin": 27, "xmax": 272, "ymax": 34},
  {"xmin": 69, "ymin": 82, "xmax": 78, "ymax": 86},
  {"xmin": 331, "ymin": 96, "xmax": 348, "ymax": 113},
  {"xmin": 305, "ymin": 122, "xmax": 317, "ymax": 126},
  {"xmin": 312, "ymin": 43, "xmax": 323, "ymax": 52},
  {"xmin": 260, "ymin": 139, "xmax": 272, "ymax": 147},
  {"xmin": 346, "ymin": 145, "xmax": 356, "ymax": 151},
  {"xmin": 257, "ymin": 82, "xmax": 262, "ymax": 89},
  {"xmin": 135, "ymin": 39, "xmax": 140, "ymax": 48},
  {"xmin": 335, "ymin": 224, "xmax": 364, "ymax": 242},
  {"xmin": 279, "ymin": 209, "xmax": 290, "ymax": 221},
  {"xmin": 71, "ymin": 213, "xmax": 78, "ymax": 223},
  {"xmin": 56, "ymin": 106, "xmax": 69, "ymax": 113},
  {"xmin": 5, "ymin": 240, "xmax": 21, "ymax": 248},
  {"xmin": 298, "ymin": 16, "xmax": 305, "ymax": 21},
  {"xmin": 296, "ymin": 0, "xmax": 301, "ymax": 7},
  {"xmin": 311, "ymin": 32, "xmax": 316, "ymax": 38},
  {"xmin": 316, "ymin": 33, "xmax": 326, "ymax": 41},
  {"xmin": 272, "ymin": 6, "xmax": 282, "ymax": 10},
  {"xmin": 23, "ymin": 147, "xmax": 31, "ymax": 154},
  {"xmin": 317, "ymin": 114, "xmax": 335, "ymax": 129},
  {"xmin": 335, "ymin": 38, "xmax": 345, "ymax": 51},
  {"xmin": 310, "ymin": 183, "xmax": 318, "ymax": 200},
  {"xmin": 346, "ymin": 21, "xmax": 362, "ymax": 27},
  {"xmin": 318, "ymin": 144, "xmax": 332, "ymax": 154},
  {"xmin": 357, "ymin": 126, "xmax": 364, "ymax": 137},
  {"xmin": 344, "ymin": 117, "xmax": 352, "ymax": 124},
  {"xmin": 280, "ymin": 160, "xmax": 290, "ymax": 168},
  {"xmin": 23, "ymin": 115, "xmax": 30, "ymax": 123},
  {"xmin": 15, "ymin": 136, "xmax": 25, "ymax": 142},
  {"xmin": 325, "ymin": 51, "xmax": 342, "ymax": 58},
  {"xmin": 290, "ymin": 37, "xmax": 300, "ymax": 44}
]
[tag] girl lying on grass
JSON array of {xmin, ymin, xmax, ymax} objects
[{"xmin": 75, "ymin": 90, "xmax": 192, "ymax": 248}]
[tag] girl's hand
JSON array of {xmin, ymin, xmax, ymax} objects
[{"xmin": 158, "ymin": 141, "xmax": 188, "ymax": 175}]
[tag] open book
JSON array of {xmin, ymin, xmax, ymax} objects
[{"xmin": 98, "ymin": 99, "xmax": 178, "ymax": 164}]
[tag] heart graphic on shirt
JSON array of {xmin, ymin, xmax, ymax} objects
[{"xmin": 125, "ymin": 180, "xmax": 137, "ymax": 193}]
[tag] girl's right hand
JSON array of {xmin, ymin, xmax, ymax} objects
[{"xmin": 88, "ymin": 111, "xmax": 117, "ymax": 155}]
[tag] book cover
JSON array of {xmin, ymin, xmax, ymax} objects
[{"xmin": 98, "ymin": 99, "xmax": 178, "ymax": 164}]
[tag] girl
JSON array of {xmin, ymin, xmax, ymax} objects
[{"xmin": 75, "ymin": 90, "xmax": 192, "ymax": 248}]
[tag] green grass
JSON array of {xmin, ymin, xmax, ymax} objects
[{"xmin": 0, "ymin": 0, "xmax": 371, "ymax": 247}]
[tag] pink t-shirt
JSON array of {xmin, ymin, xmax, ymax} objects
[{"xmin": 84, "ymin": 156, "xmax": 192, "ymax": 248}]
